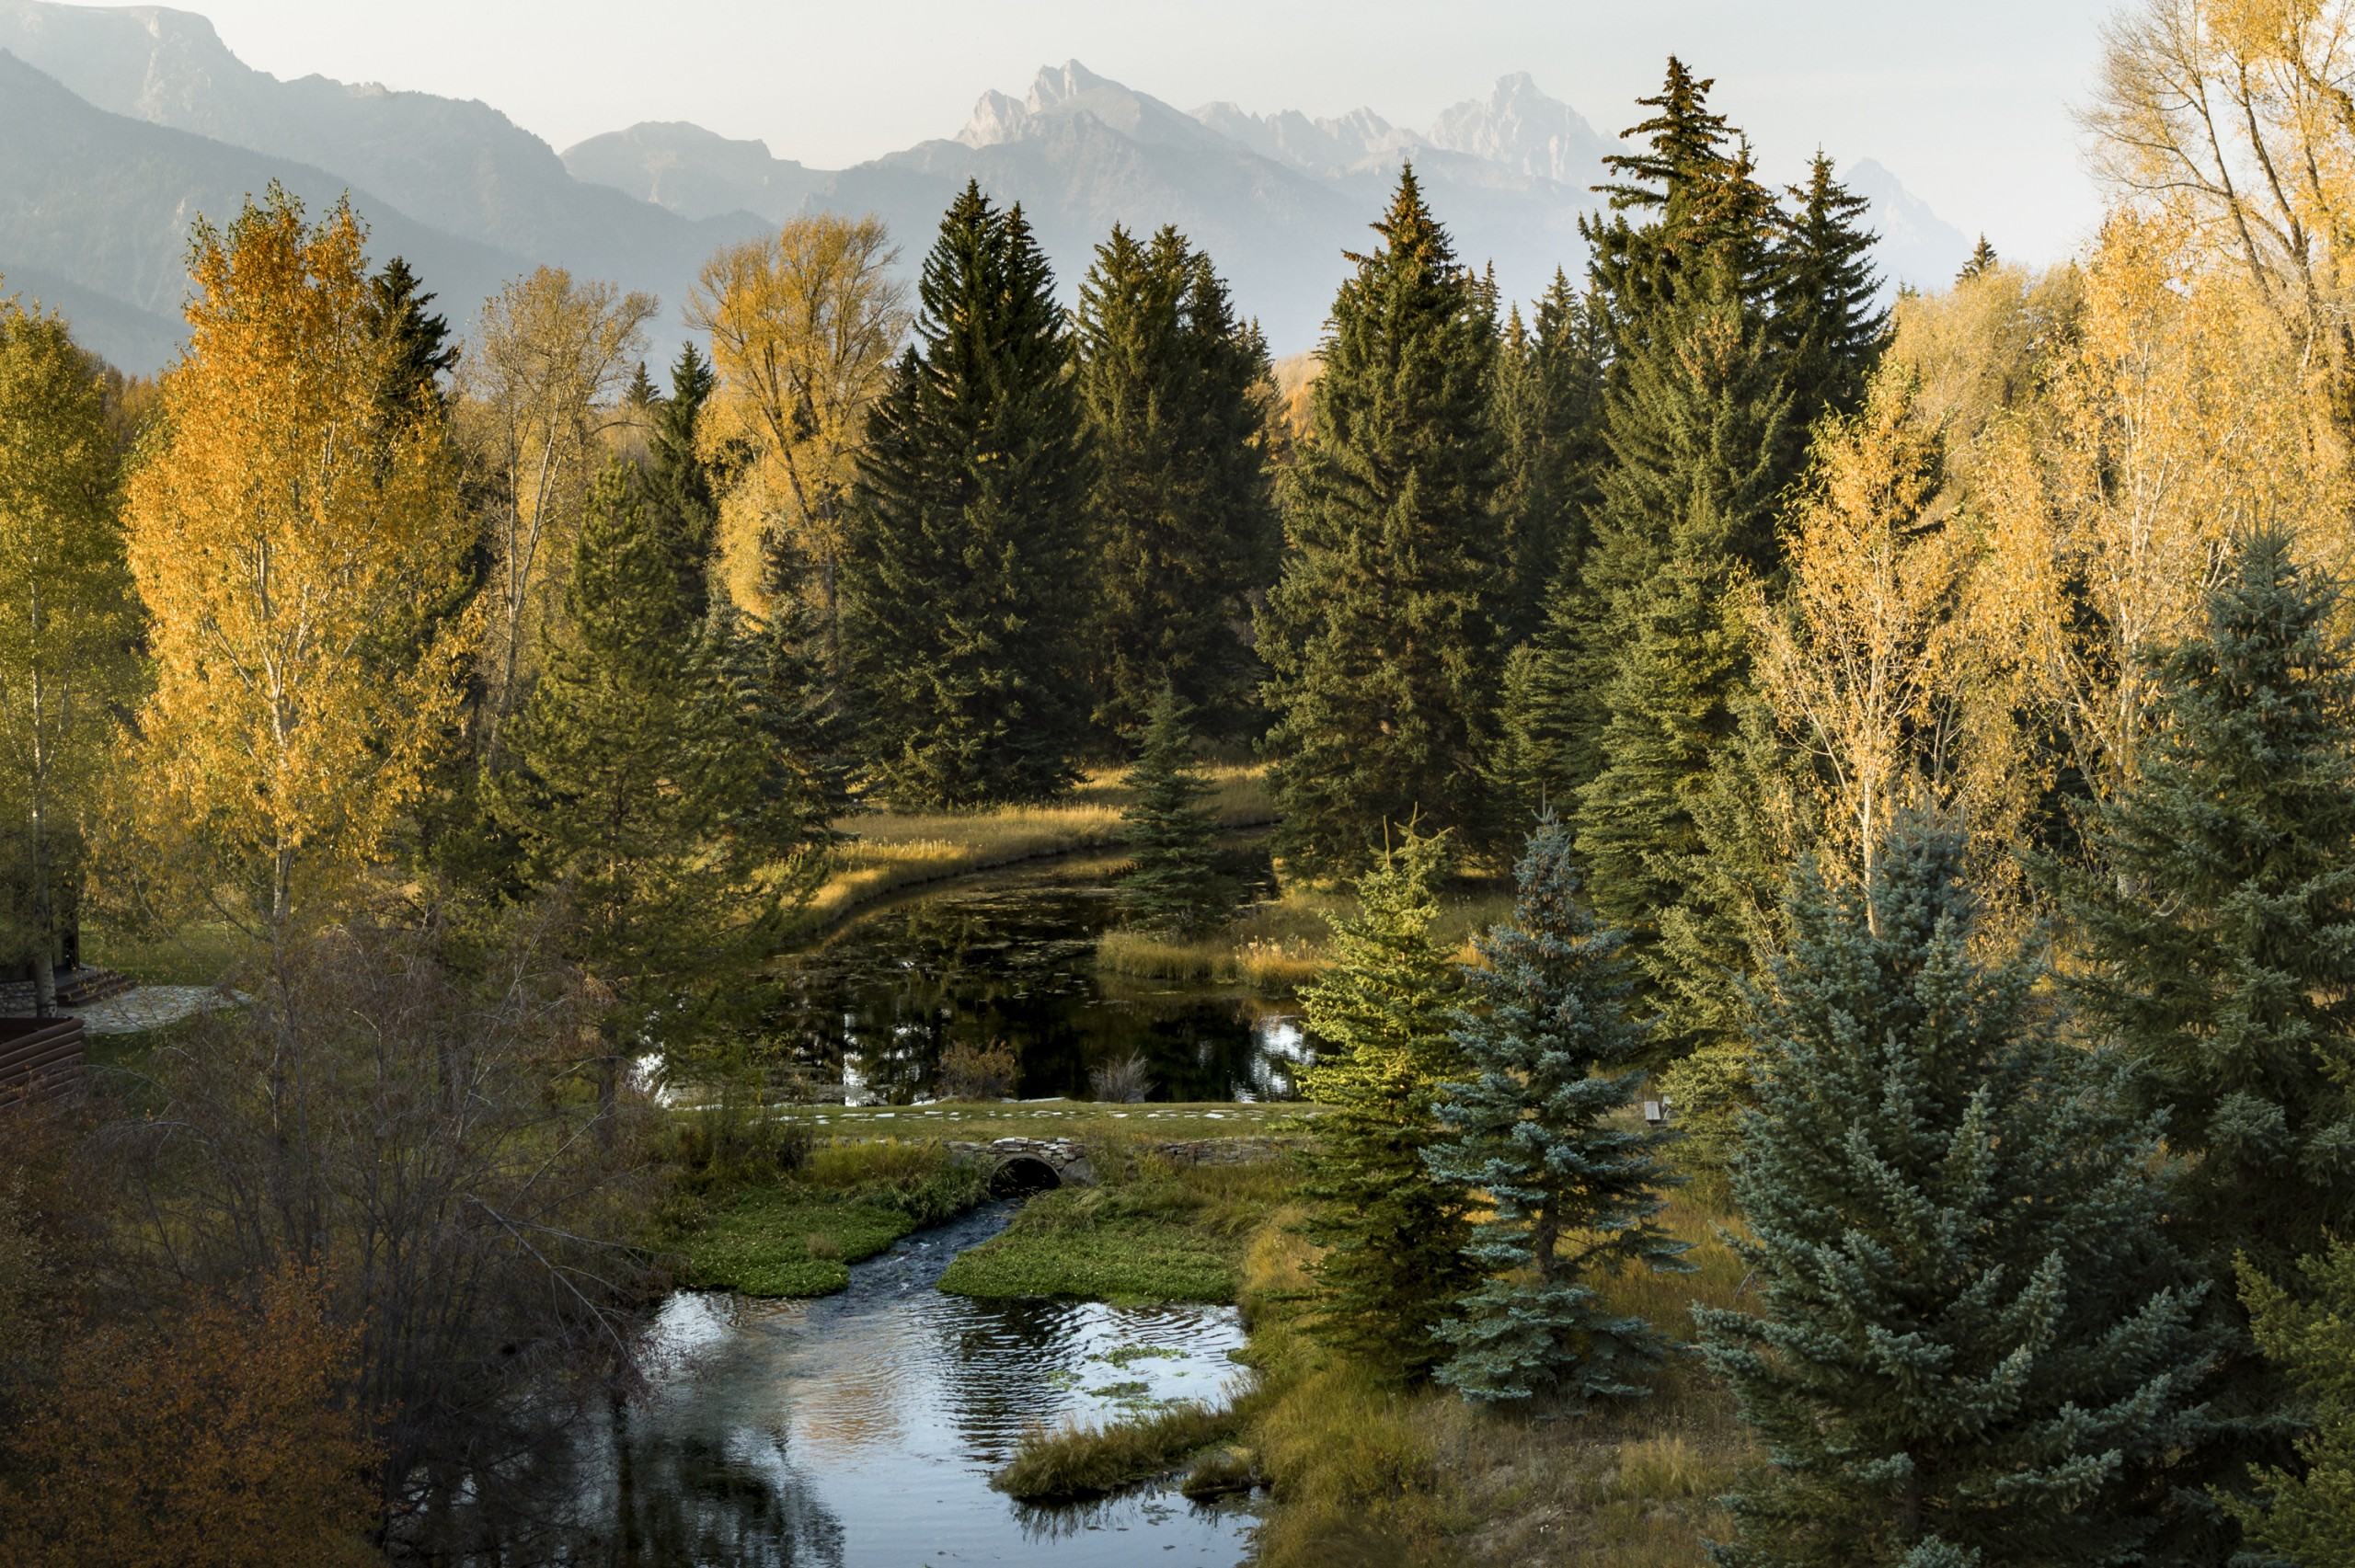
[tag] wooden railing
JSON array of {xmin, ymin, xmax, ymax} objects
[{"xmin": 0, "ymin": 1015, "xmax": 85, "ymax": 1102}]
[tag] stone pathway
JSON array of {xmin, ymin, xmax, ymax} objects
[{"xmin": 0, "ymin": 985, "xmax": 244, "ymax": 1036}]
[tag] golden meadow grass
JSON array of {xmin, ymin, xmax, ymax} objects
[{"xmin": 794, "ymin": 763, "xmax": 1273, "ymax": 933}]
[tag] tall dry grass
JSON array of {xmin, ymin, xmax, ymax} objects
[{"xmin": 796, "ymin": 765, "xmax": 1273, "ymax": 933}]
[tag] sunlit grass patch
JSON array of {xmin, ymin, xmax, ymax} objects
[{"xmin": 795, "ymin": 764, "xmax": 1274, "ymax": 934}]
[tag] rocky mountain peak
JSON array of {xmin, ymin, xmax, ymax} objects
[{"xmin": 1425, "ymin": 74, "xmax": 1609, "ymax": 186}]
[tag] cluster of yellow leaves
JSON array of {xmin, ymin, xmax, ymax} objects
[
  {"xmin": 121, "ymin": 188, "xmax": 478, "ymax": 931},
  {"xmin": 686, "ymin": 214, "xmax": 908, "ymax": 616},
  {"xmin": 455, "ymin": 267, "xmax": 654, "ymax": 757},
  {"xmin": 1760, "ymin": 209, "xmax": 2349, "ymax": 918}
]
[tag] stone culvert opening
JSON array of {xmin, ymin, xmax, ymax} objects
[{"xmin": 988, "ymin": 1154, "xmax": 1063, "ymax": 1197}]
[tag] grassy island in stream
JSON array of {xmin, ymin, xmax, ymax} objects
[
  {"xmin": 940, "ymin": 1157, "xmax": 1291, "ymax": 1304},
  {"xmin": 656, "ymin": 1139, "xmax": 987, "ymax": 1298}
]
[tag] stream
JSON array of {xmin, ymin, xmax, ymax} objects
[
  {"xmin": 548, "ymin": 853, "xmax": 1298, "ymax": 1564},
  {"xmin": 597, "ymin": 1204, "xmax": 1256, "ymax": 1566}
]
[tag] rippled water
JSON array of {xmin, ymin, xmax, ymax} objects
[
  {"xmin": 593, "ymin": 1204, "xmax": 1257, "ymax": 1566},
  {"xmin": 758, "ymin": 845, "xmax": 1305, "ymax": 1105}
]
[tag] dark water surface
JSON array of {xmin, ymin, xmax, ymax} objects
[
  {"xmin": 757, "ymin": 845, "xmax": 1306, "ymax": 1104},
  {"xmin": 595, "ymin": 1204, "xmax": 1255, "ymax": 1566}
]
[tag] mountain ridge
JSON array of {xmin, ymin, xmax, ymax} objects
[{"xmin": 0, "ymin": 3, "xmax": 1977, "ymax": 372}]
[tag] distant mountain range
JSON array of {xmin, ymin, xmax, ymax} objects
[{"xmin": 0, "ymin": 4, "xmax": 1974, "ymax": 374}]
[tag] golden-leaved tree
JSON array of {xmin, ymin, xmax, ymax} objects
[
  {"xmin": 686, "ymin": 214, "xmax": 908, "ymax": 640},
  {"xmin": 1974, "ymin": 215, "xmax": 2341, "ymax": 805},
  {"xmin": 0, "ymin": 298, "xmax": 142, "ymax": 1011},
  {"xmin": 1754, "ymin": 369, "xmax": 1968, "ymax": 898},
  {"xmin": 456, "ymin": 267, "xmax": 655, "ymax": 762},
  {"xmin": 122, "ymin": 188, "xmax": 478, "ymax": 937}
]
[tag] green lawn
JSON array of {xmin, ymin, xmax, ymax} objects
[{"xmin": 939, "ymin": 1160, "xmax": 1292, "ymax": 1305}]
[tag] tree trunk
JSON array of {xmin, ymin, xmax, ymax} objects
[{"xmin": 27, "ymin": 796, "xmax": 54, "ymax": 1019}]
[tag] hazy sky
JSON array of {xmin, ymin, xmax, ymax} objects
[{"xmin": 191, "ymin": 0, "xmax": 2119, "ymax": 264}]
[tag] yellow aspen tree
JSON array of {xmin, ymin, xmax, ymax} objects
[
  {"xmin": 0, "ymin": 299, "xmax": 141, "ymax": 1013},
  {"xmin": 455, "ymin": 267, "xmax": 654, "ymax": 761},
  {"xmin": 1977, "ymin": 215, "xmax": 2328, "ymax": 802},
  {"xmin": 122, "ymin": 188, "xmax": 477, "ymax": 936},
  {"xmin": 685, "ymin": 214, "xmax": 908, "ymax": 640},
  {"xmin": 1754, "ymin": 370, "xmax": 1962, "ymax": 904},
  {"xmin": 2086, "ymin": 0, "xmax": 2355, "ymax": 420}
]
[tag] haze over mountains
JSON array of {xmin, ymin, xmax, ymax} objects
[{"xmin": 0, "ymin": 2, "xmax": 1973, "ymax": 374}]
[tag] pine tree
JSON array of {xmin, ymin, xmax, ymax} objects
[
  {"xmin": 1295, "ymin": 828, "xmax": 1479, "ymax": 1380},
  {"xmin": 1426, "ymin": 818, "xmax": 1689, "ymax": 1402},
  {"xmin": 647, "ymin": 343, "xmax": 722, "ymax": 622},
  {"xmin": 1258, "ymin": 169, "xmax": 1503, "ymax": 875},
  {"xmin": 1699, "ymin": 822, "xmax": 2222, "ymax": 1566},
  {"xmin": 494, "ymin": 461, "xmax": 824, "ymax": 1113},
  {"xmin": 1526, "ymin": 61, "xmax": 1787, "ymax": 815},
  {"xmin": 1489, "ymin": 271, "xmax": 1612, "ymax": 658},
  {"xmin": 750, "ymin": 524, "xmax": 856, "ymax": 820},
  {"xmin": 841, "ymin": 181, "xmax": 1090, "ymax": 807},
  {"xmin": 1774, "ymin": 152, "xmax": 1885, "ymax": 429},
  {"xmin": 1077, "ymin": 223, "xmax": 1277, "ymax": 738},
  {"xmin": 1957, "ymin": 235, "xmax": 1999, "ymax": 282},
  {"xmin": 2231, "ymin": 1241, "xmax": 2355, "ymax": 1564},
  {"xmin": 1117, "ymin": 683, "xmax": 1228, "ymax": 934},
  {"xmin": 2047, "ymin": 532, "xmax": 2355, "ymax": 1284},
  {"xmin": 363, "ymin": 255, "xmax": 457, "ymax": 418}
]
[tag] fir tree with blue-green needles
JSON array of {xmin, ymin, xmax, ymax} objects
[
  {"xmin": 1426, "ymin": 818, "xmax": 1689, "ymax": 1403},
  {"xmin": 1295, "ymin": 827, "xmax": 1479, "ymax": 1381},
  {"xmin": 1699, "ymin": 821, "xmax": 2222, "ymax": 1567},
  {"xmin": 1118, "ymin": 683, "xmax": 1229, "ymax": 934}
]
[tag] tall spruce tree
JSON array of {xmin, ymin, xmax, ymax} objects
[
  {"xmin": 841, "ymin": 181, "xmax": 1090, "ymax": 807},
  {"xmin": 1117, "ymin": 684, "xmax": 1228, "ymax": 934},
  {"xmin": 1426, "ymin": 818, "xmax": 1688, "ymax": 1402},
  {"xmin": 1773, "ymin": 152, "xmax": 1886, "ymax": 432},
  {"xmin": 364, "ymin": 256, "xmax": 457, "ymax": 418},
  {"xmin": 1295, "ymin": 828, "xmax": 1479, "ymax": 1380},
  {"xmin": 1076, "ymin": 223, "xmax": 1277, "ymax": 738},
  {"xmin": 2048, "ymin": 532, "xmax": 2355, "ymax": 1283},
  {"xmin": 1258, "ymin": 168, "xmax": 1503, "ymax": 875},
  {"xmin": 1489, "ymin": 270, "xmax": 1612, "ymax": 660},
  {"xmin": 647, "ymin": 342, "xmax": 722, "ymax": 622},
  {"xmin": 1521, "ymin": 61, "xmax": 1786, "ymax": 818},
  {"xmin": 1576, "ymin": 258, "xmax": 1791, "ymax": 1062},
  {"xmin": 494, "ymin": 462, "xmax": 825, "ymax": 1112},
  {"xmin": 1699, "ymin": 822, "xmax": 2222, "ymax": 1566}
]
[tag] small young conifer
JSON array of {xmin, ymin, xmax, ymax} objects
[
  {"xmin": 1294, "ymin": 828, "xmax": 1480, "ymax": 1380},
  {"xmin": 2231, "ymin": 1241, "xmax": 2355, "ymax": 1563},
  {"xmin": 1117, "ymin": 684, "xmax": 1228, "ymax": 934},
  {"xmin": 1426, "ymin": 817, "xmax": 1689, "ymax": 1402},
  {"xmin": 1700, "ymin": 821, "xmax": 2221, "ymax": 1567}
]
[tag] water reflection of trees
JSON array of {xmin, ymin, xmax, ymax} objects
[
  {"xmin": 605, "ymin": 1407, "xmax": 847, "ymax": 1568},
  {"xmin": 756, "ymin": 867, "xmax": 1292, "ymax": 1105}
]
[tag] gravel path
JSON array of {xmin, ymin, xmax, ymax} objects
[{"xmin": 0, "ymin": 985, "xmax": 243, "ymax": 1036}]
